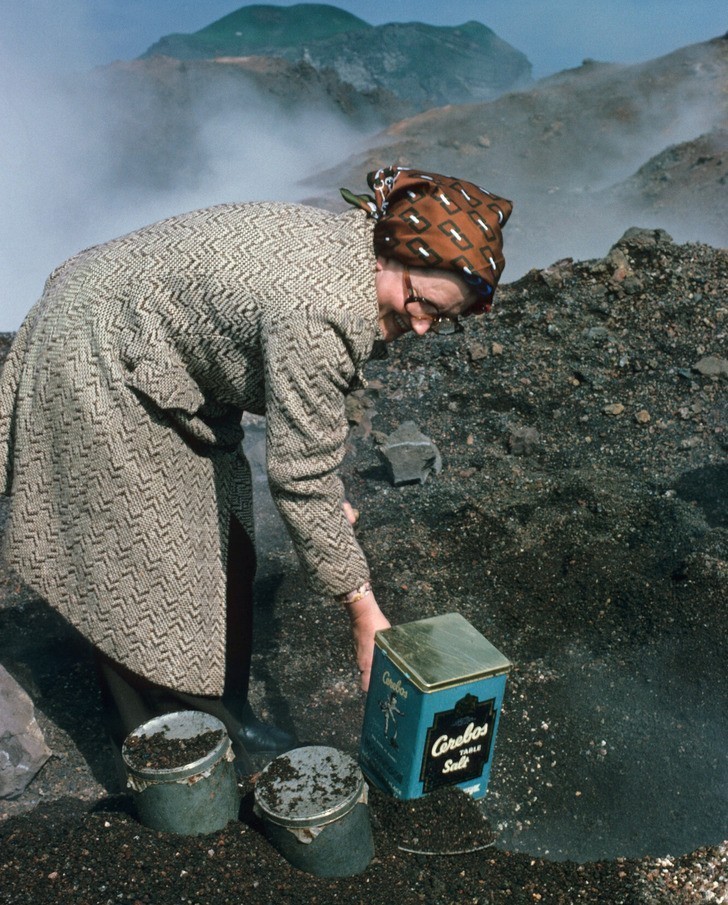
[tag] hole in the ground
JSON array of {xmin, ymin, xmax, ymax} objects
[
  {"xmin": 674, "ymin": 463, "xmax": 728, "ymax": 529},
  {"xmin": 486, "ymin": 623, "xmax": 726, "ymax": 862},
  {"xmin": 244, "ymin": 423, "xmax": 727, "ymax": 864}
]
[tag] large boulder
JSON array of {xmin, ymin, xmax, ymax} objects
[{"xmin": 0, "ymin": 665, "xmax": 51, "ymax": 799}]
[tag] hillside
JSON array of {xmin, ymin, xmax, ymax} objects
[
  {"xmin": 140, "ymin": 2, "xmax": 532, "ymax": 108},
  {"xmin": 312, "ymin": 34, "xmax": 728, "ymax": 276},
  {"xmin": 91, "ymin": 33, "xmax": 727, "ymax": 282},
  {"xmin": 143, "ymin": 3, "xmax": 370, "ymax": 57},
  {"xmin": 2, "ymin": 228, "xmax": 726, "ymax": 901},
  {"xmin": 609, "ymin": 128, "xmax": 728, "ymax": 239},
  {"xmin": 2, "ymin": 16, "xmax": 725, "ymax": 335}
]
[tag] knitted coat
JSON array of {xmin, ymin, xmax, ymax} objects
[{"xmin": 0, "ymin": 202, "xmax": 379, "ymax": 694}]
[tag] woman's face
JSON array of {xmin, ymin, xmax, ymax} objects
[{"xmin": 374, "ymin": 257, "xmax": 473, "ymax": 343}]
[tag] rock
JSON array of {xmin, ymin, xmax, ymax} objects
[
  {"xmin": 509, "ymin": 426, "xmax": 540, "ymax": 456},
  {"xmin": 540, "ymin": 258, "xmax": 574, "ymax": 289},
  {"xmin": 344, "ymin": 390, "xmax": 374, "ymax": 437},
  {"xmin": 692, "ymin": 355, "xmax": 728, "ymax": 377},
  {"xmin": 345, "ymin": 390, "xmax": 374, "ymax": 425},
  {"xmin": 604, "ymin": 403, "xmax": 625, "ymax": 416},
  {"xmin": 621, "ymin": 276, "xmax": 643, "ymax": 294},
  {"xmin": 467, "ymin": 340, "xmax": 489, "ymax": 362},
  {"xmin": 583, "ymin": 326, "xmax": 611, "ymax": 343},
  {"xmin": 605, "ymin": 247, "xmax": 633, "ymax": 278},
  {"xmin": 681, "ymin": 436, "xmax": 703, "ymax": 449},
  {"xmin": 0, "ymin": 665, "xmax": 51, "ymax": 799},
  {"xmin": 617, "ymin": 227, "xmax": 674, "ymax": 247},
  {"xmin": 635, "ymin": 409, "xmax": 651, "ymax": 424},
  {"xmin": 378, "ymin": 421, "xmax": 442, "ymax": 485}
]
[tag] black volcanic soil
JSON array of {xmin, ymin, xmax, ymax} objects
[{"xmin": 1, "ymin": 228, "xmax": 726, "ymax": 903}]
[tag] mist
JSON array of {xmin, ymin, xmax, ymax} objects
[
  {"xmin": 2, "ymin": 4, "xmax": 725, "ymax": 332},
  {"xmin": 500, "ymin": 97, "xmax": 727, "ymax": 280},
  {"xmin": 0, "ymin": 54, "xmax": 370, "ymax": 331}
]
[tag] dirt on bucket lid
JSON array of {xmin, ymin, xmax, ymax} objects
[
  {"xmin": 123, "ymin": 728, "xmax": 226, "ymax": 772},
  {"xmin": 255, "ymin": 746, "xmax": 363, "ymax": 828}
]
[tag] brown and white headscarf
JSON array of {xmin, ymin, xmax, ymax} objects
[{"xmin": 342, "ymin": 166, "xmax": 513, "ymax": 313}]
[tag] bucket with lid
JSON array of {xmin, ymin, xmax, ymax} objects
[
  {"xmin": 122, "ymin": 710, "xmax": 239, "ymax": 835},
  {"xmin": 254, "ymin": 745, "xmax": 374, "ymax": 876}
]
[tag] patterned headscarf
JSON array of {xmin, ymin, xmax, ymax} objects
[{"xmin": 341, "ymin": 166, "xmax": 513, "ymax": 313}]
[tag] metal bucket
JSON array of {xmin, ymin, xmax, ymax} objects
[
  {"xmin": 254, "ymin": 746, "xmax": 374, "ymax": 876},
  {"xmin": 122, "ymin": 710, "xmax": 239, "ymax": 835}
]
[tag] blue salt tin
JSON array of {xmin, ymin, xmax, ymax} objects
[{"xmin": 359, "ymin": 613, "xmax": 512, "ymax": 801}]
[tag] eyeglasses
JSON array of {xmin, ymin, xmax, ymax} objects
[{"xmin": 403, "ymin": 267, "xmax": 463, "ymax": 335}]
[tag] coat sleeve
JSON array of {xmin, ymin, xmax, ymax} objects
[{"xmin": 261, "ymin": 309, "xmax": 371, "ymax": 597}]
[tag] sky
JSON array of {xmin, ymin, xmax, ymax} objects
[{"xmin": 1, "ymin": 1, "xmax": 726, "ymax": 329}]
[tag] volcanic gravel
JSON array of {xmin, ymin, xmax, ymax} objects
[
  {"xmin": 122, "ymin": 729, "xmax": 227, "ymax": 772},
  {"xmin": 1, "ymin": 228, "xmax": 727, "ymax": 903}
]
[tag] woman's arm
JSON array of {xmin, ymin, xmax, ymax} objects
[
  {"xmin": 344, "ymin": 590, "xmax": 391, "ymax": 691},
  {"xmin": 261, "ymin": 309, "xmax": 389, "ymax": 687}
]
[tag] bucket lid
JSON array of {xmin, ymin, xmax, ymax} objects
[
  {"xmin": 255, "ymin": 746, "xmax": 365, "ymax": 829},
  {"xmin": 121, "ymin": 711, "xmax": 231, "ymax": 781},
  {"xmin": 375, "ymin": 613, "xmax": 512, "ymax": 691}
]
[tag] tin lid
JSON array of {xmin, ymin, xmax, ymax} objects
[
  {"xmin": 375, "ymin": 613, "xmax": 512, "ymax": 692},
  {"xmin": 255, "ymin": 746, "xmax": 365, "ymax": 829},
  {"xmin": 121, "ymin": 711, "xmax": 231, "ymax": 781}
]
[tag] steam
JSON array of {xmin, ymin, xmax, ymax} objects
[
  {"xmin": 496, "ymin": 640, "xmax": 728, "ymax": 861},
  {"xmin": 1, "ymin": 2, "xmax": 725, "ymax": 330},
  {"xmin": 0, "ymin": 42, "xmax": 368, "ymax": 331}
]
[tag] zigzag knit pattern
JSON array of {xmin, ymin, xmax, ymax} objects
[{"xmin": 0, "ymin": 202, "xmax": 378, "ymax": 694}]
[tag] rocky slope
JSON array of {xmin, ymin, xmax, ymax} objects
[
  {"xmin": 311, "ymin": 35, "xmax": 728, "ymax": 277},
  {"xmin": 608, "ymin": 128, "xmax": 728, "ymax": 239},
  {"xmin": 1, "ymin": 228, "xmax": 726, "ymax": 902},
  {"xmin": 55, "ymin": 31, "xmax": 724, "ymax": 286}
]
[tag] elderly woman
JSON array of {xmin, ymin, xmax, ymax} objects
[{"xmin": 0, "ymin": 166, "xmax": 511, "ymax": 770}]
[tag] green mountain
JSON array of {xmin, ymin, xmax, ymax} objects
[
  {"xmin": 141, "ymin": 3, "xmax": 532, "ymax": 108},
  {"xmin": 143, "ymin": 4, "xmax": 369, "ymax": 58}
]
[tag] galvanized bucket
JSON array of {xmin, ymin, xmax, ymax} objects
[
  {"xmin": 122, "ymin": 710, "xmax": 239, "ymax": 835},
  {"xmin": 254, "ymin": 746, "xmax": 374, "ymax": 876}
]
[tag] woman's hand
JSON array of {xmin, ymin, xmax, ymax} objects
[
  {"xmin": 345, "ymin": 592, "xmax": 390, "ymax": 692},
  {"xmin": 342, "ymin": 500, "xmax": 360, "ymax": 526}
]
